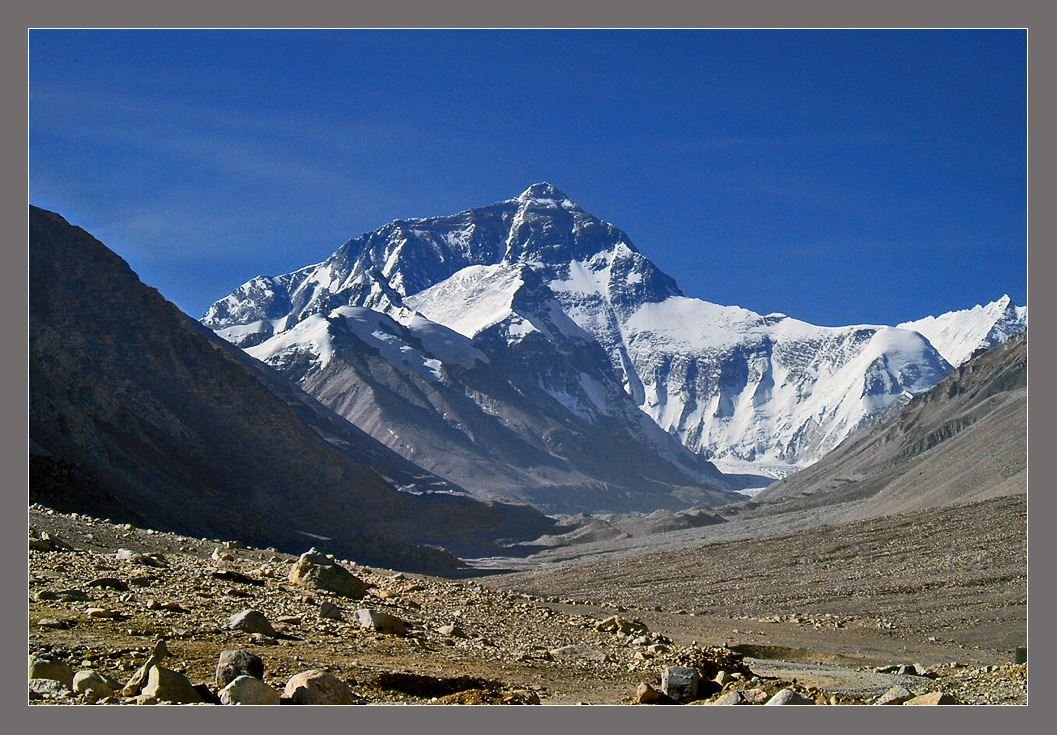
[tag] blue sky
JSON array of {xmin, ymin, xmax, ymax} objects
[{"xmin": 29, "ymin": 29, "xmax": 1026, "ymax": 326}]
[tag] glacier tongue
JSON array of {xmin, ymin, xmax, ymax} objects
[{"xmin": 203, "ymin": 183, "xmax": 1021, "ymax": 484}]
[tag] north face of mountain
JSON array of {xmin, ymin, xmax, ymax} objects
[
  {"xmin": 204, "ymin": 184, "xmax": 969, "ymax": 482},
  {"xmin": 29, "ymin": 205, "xmax": 555, "ymax": 572},
  {"xmin": 743, "ymin": 330, "xmax": 1026, "ymax": 522}
]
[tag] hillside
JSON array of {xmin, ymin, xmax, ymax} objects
[{"xmin": 29, "ymin": 206, "xmax": 554, "ymax": 572}]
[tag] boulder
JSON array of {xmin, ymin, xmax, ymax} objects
[
  {"xmin": 28, "ymin": 654, "xmax": 73, "ymax": 688},
  {"xmin": 216, "ymin": 650, "xmax": 265, "ymax": 689},
  {"xmin": 219, "ymin": 675, "xmax": 281, "ymax": 705},
  {"xmin": 73, "ymin": 670, "xmax": 115, "ymax": 699},
  {"xmin": 636, "ymin": 682, "xmax": 663, "ymax": 704},
  {"xmin": 141, "ymin": 665, "xmax": 202, "ymax": 704},
  {"xmin": 660, "ymin": 666, "xmax": 699, "ymax": 703},
  {"xmin": 288, "ymin": 549, "xmax": 368, "ymax": 599},
  {"xmin": 228, "ymin": 609, "xmax": 277, "ymax": 636},
  {"xmin": 765, "ymin": 688, "xmax": 815, "ymax": 705},
  {"xmin": 29, "ymin": 678, "xmax": 70, "ymax": 698},
  {"xmin": 354, "ymin": 608, "xmax": 407, "ymax": 635},
  {"xmin": 282, "ymin": 670, "xmax": 359, "ymax": 705}
]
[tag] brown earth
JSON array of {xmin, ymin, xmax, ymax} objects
[{"xmin": 27, "ymin": 498, "xmax": 1026, "ymax": 705}]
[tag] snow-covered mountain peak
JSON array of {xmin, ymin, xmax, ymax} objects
[
  {"xmin": 516, "ymin": 182, "xmax": 579, "ymax": 208},
  {"xmin": 898, "ymin": 295, "xmax": 1027, "ymax": 367}
]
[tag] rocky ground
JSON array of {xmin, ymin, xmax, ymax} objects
[{"xmin": 27, "ymin": 502, "xmax": 1026, "ymax": 705}]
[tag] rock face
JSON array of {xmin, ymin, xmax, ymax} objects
[
  {"xmin": 28, "ymin": 205, "xmax": 552, "ymax": 572},
  {"xmin": 282, "ymin": 670, "xmax": 359, "ymax": 705},
  {"xmin": 216, "ymin": 650, "xmax": 265, "ymax": 689},
  {"xmin": 219, "ymin": 675, "xmax": 281, "ymax": 705},
  {"xmin": 288, "ymin": 550, "xmax": 368, "ymax": 599}
]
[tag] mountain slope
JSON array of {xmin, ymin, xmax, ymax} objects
[
  {"xmin": 743, "ymin": 329, "xmax": 1026, "ymax": 522},
  {"xmin": 204, "ymin": 184, "xmax": 959, "ymax": 483},
  {"xmin": 898, "ymin": 294, "xmax": 1027, "ymax": 367},
  {"xmin": 29, "ymin": 205, "xmax": 556, "ymax": 571}
]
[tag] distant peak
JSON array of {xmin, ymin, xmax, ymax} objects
[{"xmin": 518, "ymin": 182, "xmax": 571, "ymax": 202}]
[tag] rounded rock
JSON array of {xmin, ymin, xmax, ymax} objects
[
  {"xmin": 282, "ymin": 669, "xmax": 359, "ymax": 705},
  {"xmin": 216, "ymin": 650, "xmax": 265, "ymax": 689},
  {"xmin": 219, "ymin": 675, "xmax": 280, "ymax": 705}
]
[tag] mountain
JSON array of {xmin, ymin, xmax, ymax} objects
[
  {"xmin": 205, "ymin": 184, "xmax": 969, "ymax": 489},
  {"xmin": 29, "ymin": 205, "xmax": 558, "ymax": 572},
  {"xmin": 898, "ymin": 295, "xmax": 1027, "ymax": 368},
  {"xmin": 743, "ymin": 329, "xmax": 1026, "ymax": 522}
]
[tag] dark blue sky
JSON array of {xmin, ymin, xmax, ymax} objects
[{"xmin": 29, "ymin": 29, "xmax": 1026, "ymax": 326}]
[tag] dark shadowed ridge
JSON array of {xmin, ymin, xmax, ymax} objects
[{"xmin": 28, "ymin": 206, "xmax": 555, "ymax": 573}]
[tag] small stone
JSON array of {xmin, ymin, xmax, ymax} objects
[
  {"xmin": 660, "ymin": 666, "xmax": 699, "ymax": 703},
  {"xmin": 548, "ymin": 644, "xmax": 609, "ymax": 662},
  {"xmin": 354, "ymin": 608, "xmax": 407, "ymax": 635},
  {"xmin": 714, "ymin": 670, "xmax": 728, "ymax": 686},
  {"xmin": 436, "ymin": 623, "xmax": 467, "ymax": 638},
  {"xmin": 29, "ymin": 654, "xmax": 73, "ymax": 687},
  {"xmin": 220, "ymin": 675, "xmax": 280, "ymax": 705},
  {"xmin": 216, "ymin": 650, "xmax": 265, "ymax": 689},
  {"xmin": 36, "ymin": 589, "xmax": 91, "ymax": 602},
  {"xmin": 211, "ymin": 569, "xmax": 264, "ymax": 586},
  {"xmin": 141, "ymin": 665, "xmax": 202, "ymax": 704},
  {"xmin": 228, "ymin": 609, "xmax": 277, "ymax": 636},
  {"xmin": 765, "ymin": 688, "xmax": 815, "ymax": 705},
  {"xmin": 37, "ymin": 618, "xmax": 69, "ymax": 629},
  {"xmin": 87, "ymin": 577, "xmax": 129, "ymax": 591},
  {"xmin": 874, "ymin": 685, "xmax": 916, "ymax": 705},
  {"xmin": 87, "ymin": 608, "xmax": 122, "ymax": 619},
  {"xmin": 319, "ymin": 601, "xmax": 343, "ymax": 620},
  {"xmin": 289, "ymin": 549, "xmax": 369, "ymax": 599},
  {"xmin": 713, "ymin": 690, "xmax": 748, "ymax": 705},
  {"xmin": 250, "ymin": 633, "xmax": 277, "ymax": 646},
  {"xmin": 282, "ymin": 669, "xmax": 359, "ymax": 705},
  {"xmin": 212, "ymin": 547, "xmax": 235, "ymax": 562},
  {"xmin": 275, "ymin": 616, "xmax": 302, "ymax": 626},
  {"xmin": 904, "ymin": 691, "xmax": 957, "ymax": 705}
]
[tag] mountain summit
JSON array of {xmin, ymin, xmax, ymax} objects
[{"xmin": 204, "ymin": 186, "xmax": 1018, "ymax": 493}]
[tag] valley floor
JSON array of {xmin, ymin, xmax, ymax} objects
[{"xmin": 26, "ymin": 494, "xmax": 1026, "ymax": 705}]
